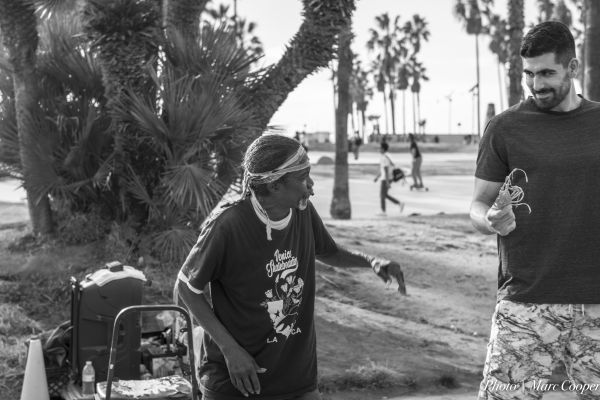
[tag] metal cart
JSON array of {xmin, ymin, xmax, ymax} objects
[{"xmin": 98, "ymin": 304, "xmax": 199, "ymax": 400}]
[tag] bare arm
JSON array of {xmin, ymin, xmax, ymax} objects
[
  {"xmin": 317, "ymin": 247, "xmax": 406, "ymax": 294},
  {"xmin": 177, "ymin": 280, "xmax": 266, "ymax": 396},
  {"xmin": 470, "ymin": 177, "xmax": 515, "ymax": 236}
]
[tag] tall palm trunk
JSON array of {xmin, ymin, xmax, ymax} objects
[
  {"xmin": 83, "ymin": 0, "xmax": 161, "ymax": 219},
  {"xmin": 507, "ymin": 0, "xmax": 524, "ymax": 106},
  {"xmin": 213, "ymin": 0, "xmax": 355, "ymax": 204},
  {"xmin": 416, "ymin": 91, "xmax": 422, "ymax": 135},
  {"xmin": 497, "ymin": 62, "xmax": 505, "ymax": 110},
  {"xmin": 412, "ymin": 92, "xmax": 417, "ymax": 134},
  {"xmin": 584, "ymin": 0, "xmax": 600, "ymax": 101},
  {"xmin": 402, "ymin": 90, "xmax": 407, "ymax": 137},
  {"xmin": 0, "ymin": 0, "xmax": 54, "ymax": 234},
  {"xmin": 382, "ymin": 90, "xmax": 389, "ymax": 134},
  {"xmin": 389, "ymin": 87, "xmax": 396, "ymax": 135},
  {"xmin": 330, "ymin": 23, "xmax": 352, "ymax": 220},
  {"xmin": 360, "ymin": 108, "xmax": 366, "ymax": 139},
  {"xmin": 474, "ymin": 34, "xmax": 481, "ymax": 138},
  {"xmin": 246, "ymin": 0, "xmax": 355, "ymax": 130}
]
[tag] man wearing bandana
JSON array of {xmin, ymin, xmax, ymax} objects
[{"xmin": 177, "ymin": 134, "xmax": 406, "ymax": 400}]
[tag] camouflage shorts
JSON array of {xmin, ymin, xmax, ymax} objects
[{"xmin": 479, "ymin": 300, "xmax": 600, "ymax": 400}]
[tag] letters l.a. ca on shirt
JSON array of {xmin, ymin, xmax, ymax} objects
[{"xmin": 178, "ymin": 196, "xmax": 337, "ymax": 399}]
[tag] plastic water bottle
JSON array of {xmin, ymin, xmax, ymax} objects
[{"xmin": 82, "ymin": 360, "xmax": 95, "ymax": 395}]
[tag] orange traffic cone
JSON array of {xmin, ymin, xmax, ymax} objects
[{"xmin": 20, "ymin": 338, "xmax": 50, "ymax": 400}]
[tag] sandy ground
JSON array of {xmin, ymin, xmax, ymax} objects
[{"xmin": 0, "ymin": 150, "xmax": 575, "ymax": 400}]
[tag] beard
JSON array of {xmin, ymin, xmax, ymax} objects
[{"xmin": 532, "ymin": 74, "xmax": 572, "ymax": 110}]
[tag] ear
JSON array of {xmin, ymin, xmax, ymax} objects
[{"xmin": 568, "ymin": 58, "xmax": 579, "ymax": 78}]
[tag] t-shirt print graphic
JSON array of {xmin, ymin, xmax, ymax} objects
[{"xmin": 262, "ymin": 249, "xmax": 304, "ymax": 341}]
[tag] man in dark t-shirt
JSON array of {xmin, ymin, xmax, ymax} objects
[
  {"xmin": 177, "ymin": 134, "xmax": 406, "ymax": 400},
  {"xmin": 471, "ymin": 21, "xmax": 600, "ymax": 400}
]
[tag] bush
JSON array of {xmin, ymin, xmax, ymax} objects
[{"xmin": 56, "ymin": 208, "xmax": 111, "ymax": 245}]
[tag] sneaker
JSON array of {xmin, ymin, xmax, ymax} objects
[
  {"xmin": 376, "ymin": 211, "xmax": 387, "ymax": 217},
  {"xmin": 399, "ymin": 202, "xmax": 405, "ymax": 213}
]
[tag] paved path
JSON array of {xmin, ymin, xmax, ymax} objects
[
  {"xmin": 308, "ymin": 151, "xmax": 476, "ymax": 218},
  {"xmin": 311, "ymin": 174, "xmax": 473, "ymax": 219}
]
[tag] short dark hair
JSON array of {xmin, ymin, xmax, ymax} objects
[
  {"xmin": 243, "ymin": 134, "xmax": 302, "ymax": 196},
  {"xmin": 380, "ymin": 142, "xmax": 389, "ymax": 152},
  {"xmin": 520, "ymin": 21, "xmax": 575, "ymax": 66}
]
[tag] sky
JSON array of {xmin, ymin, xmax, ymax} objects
[{"xmin": 233, "ymin": 0, "xmax": 570, "ymax": 136}]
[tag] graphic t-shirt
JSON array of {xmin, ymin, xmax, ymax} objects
[
  {"xmin": 476, "ymin": 96, "xmax": 600, "ymax": 303},
  {"xmin": 179, "ymin": 197, "xmax": 337, "ymax": 399}
]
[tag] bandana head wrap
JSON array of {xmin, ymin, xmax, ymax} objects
[{"xmin": 241, "ymin": 145, "xmax": 310, "ymax": 240}]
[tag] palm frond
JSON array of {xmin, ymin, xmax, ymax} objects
[
  {"xmin": 37, "ymin": 13, "xmax": 104, "ymax": 100},
  {"xmin": 123, "ymin": 165, "xmax": 161, "ymax": 221},
  {"xmin": 148, "ymin": 225, "xmax": 198, "ymax": 264},
  {"xmin": 164, "ymin": 23, "xmax": 262, "ymax": 87},
  {"xmin": 35, "ymin": 0, "xmax": 79, "ymax": 20},
  {"xmin": 162, "ymin": 162, "xmax": 225, "ymax": 215}
]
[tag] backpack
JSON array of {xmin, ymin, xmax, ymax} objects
[
  {"xmin": 392, "ymin": 167, "xmax": 405, "ymax": 182},
  {"xmin": 384, "ymin": 154, "xmax": 406, "ymax": 183}
]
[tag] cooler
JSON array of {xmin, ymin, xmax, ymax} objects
[{"xmin": 70, "ymin": 261, "xmax": 146, "ymax": 383}]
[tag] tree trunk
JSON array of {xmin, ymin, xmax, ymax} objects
[
  {"xmin": 213, "ymin": 0, "xmax": 355, "ymax": 201},
  {"xmin": 360, "ymin": 108, "xmax": 366, "ymax": 140},
  {"xmin": 475, "ymin": 34, "xmax": 481, "ymax": 138},
  {"xmin": 412, "ymin": 92, "xmax": 417, "ymax": 134},
  {"xmin": 382, "ymin": 90, "xmax": 389, "ymax": 134},
  {"xmin": 584, "ymin": 0, "xmax": 600, "ymax": 101},
  {"xmin": 507, "ymin": 0, "xmax": 524, "ymax": 106},
  {"xmin": 0, "ymin": 0, "xmax": 54, "ymax": 235},
  {"xmin": 402, "ymin": 90, "xmax": 407, "ymax": 137},
  {"xmin": 330, "ymin": 23, "xmax": 352, "ymax": 220},
  {"xmin": 497, "ymin": 62, "xmax": 505, "ymax": 111},
  {"xmin": 389, "ymin": 88, "xmax": 396, "ymax": 135},
  {"xmin": 246, "ymin": 0, "xmax": 355, "ymax": 130},
  {"xmin": 416, "ymin": 91, "xmax": 422, "ymax": 136},
  {"xmin": 83, "ymin": 0, "xmax": 161, "ymax": 219},
  {"xmin": 165, "ymin": 0, "xmax": 209, "ymax": 41}
]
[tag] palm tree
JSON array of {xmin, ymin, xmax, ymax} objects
[
  {"xmin": 454, "ymin": 0, "xmax": 492, "ymax": 138},
  {"xmin": 330, "ymin": 22, "xmax": 352, "ymax": 220},
  {"xmin": 396, "ymin": 64, "xmax": 410, "ymax": 137},
  {"xmin": 507, "ymin": 0, "xmax": 524, "ymax": 106},
  {"xmin": 349, "ymin": 58, "xmax": 372, "ymax": 139},
  {"xmin": 404, "ymin": 14, "xmax": 430, "ymax": 55},
  {"xmin": 486, "ymin": 13, "xmax": 509, "ymax": 111},
  {"xmin": 203, "ymin": 3, "xmax": 264, "ymax": 62},
  {"xmin": 408, "ymin": 58, "xmax": 429, "ymax": 136},
  {"xmin": 584, "ymin": 0, "xmax": 600, "ymax": 101},
  {"xmin": 373, "ymin": 67, "xmax": 389, "ymax": 134},
  {"xmin": 0, "ymin": 0, "xmax": 357, "ymax": 259},
  {"xmin": 367, "ymin": 13, "xmax": 403, "ymax": 135},
  {"xmin": 0, "ymin": 0, "xmax": 54, "ymax": 234},
  {"xmin": 403, "ymin": 14, "xmax": 430, "ymax": 136}
]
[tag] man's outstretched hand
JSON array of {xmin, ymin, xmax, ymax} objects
[{"xmin": 372, "ymin": 259, "xmax": 407, "ymax": 295}]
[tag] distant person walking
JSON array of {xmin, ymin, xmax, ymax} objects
[
  {"xmin": 408, "ymin": 133, "xmax": 424, "ymax": 190},
  {"xmin": 374, "ymin": 142, "xmax": 404, "ymax": 216}
]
